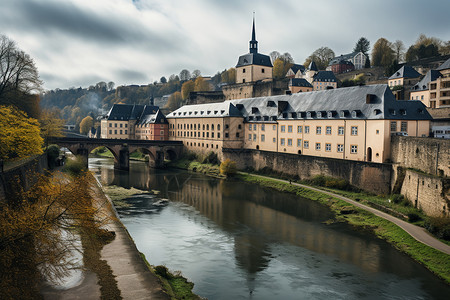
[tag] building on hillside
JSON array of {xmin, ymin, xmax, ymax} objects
[
  {"xmin": 410, "ymin": 70, "xmax": 442, "ymax": 106},
  {"xmin": 429, "ymin": 58, "xmax": 450, "ymax": 108},
  {"xmin": 286, "ymin": 64, "xmax": 306, "ymax": 78},
  {"xmin": 388, "ymin": 65, "xmax": 422, "ymax": 100},
  {"xmin": 100, "ymin": 104, "xmax": 161, "ymax": 139},
  {"xmin": 327, "ymin": 52, "xmax": 367, "ymax": 71},
  {"xmin": 167, "ymin": 85, "xmax": 431, "ymax": 163},
  {"xmin": 328, "ymin": 59, "xmax": 355, "ymax": 74},
  {"xmin": 235, "ymin": 17, "xmax": 273, "ymax": 84},
  {"xmin": 289, "ymin": 78, "xmax": 313, "ymax": 93},
  {"xmin": 166, "ymin": 102, "xmax": 245, "ymax": 153},
  {"xmin": 310, "ymin": 71, "xmax": 338, "ymax": 91},
  {"xmin": 135, "ymin": 108, "xmax": 169, "ymax": 140}
]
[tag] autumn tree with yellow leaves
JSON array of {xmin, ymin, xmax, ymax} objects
[{"xmin": 0, "ymin": 105, "xmax": 43, "ymax": 160}]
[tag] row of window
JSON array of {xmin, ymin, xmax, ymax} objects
[
  {"xmin": 186, "ymin": 141, "xmax": 219, "ymax": 149},
  {"xmin": 136, "ymin": 130, "xmax": 165, "ymax": 135},
  {"xmin": 176, "ymin": 123, "xmax": 236, "ymax": 131},
  {"xmin": 391, "ymin": 121, "xmax": 408, "ymax": 132},
  {"xmin": 251, "ymin": 124, "xmax": 357, "ymax": 136},
  {"xmin": 177, "ymin": 131, "xmax": 231, "ymax": 138},
  {"xmin": 109, "ymin": 129, "xmax": 128, "ymax": 135},
  {"xmin": 109, "ymin": 123, "xmax": 128, "ymax": 128}
]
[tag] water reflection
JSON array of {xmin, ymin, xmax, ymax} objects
[{"xmin": 90, "ymin": 158, "xmax": 450, "ymax": 300}]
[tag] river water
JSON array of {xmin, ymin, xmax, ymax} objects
[{"xmin": 90, "ymin": 157, "xmax": 449, "ymax": 300}]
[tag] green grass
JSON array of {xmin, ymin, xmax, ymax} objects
[
  {"xmin": 237, "ymin": 173, "xmax": 450, "ymax": 284},
  {"xmin": 139, "ymin": 253, "xmax": 200, "ymax": 300}
]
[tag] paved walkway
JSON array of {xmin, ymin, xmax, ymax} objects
[{"xmin": 247, "ymin": 173, "xmax": 450, "ymax": 255}]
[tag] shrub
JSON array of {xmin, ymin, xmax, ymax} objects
[
  {"xmin": 47, "ymin": 144, "xmax": 60, "ymax": 169},
  {"xmin": 391, "ymin": 194, "xmax": 404, "ymax": 204},
  {"xmin": 63, "ymin": 156, "xmax": 86, "ymax": 176},
  {"xmin": 220, "ymin": 159, "xmax": 237, "ymax": 176},
  {"xmin": 201, "ymin": 151, "xmax": 219, "ymax": 165},
  {"xmin": 155, "ymin": 265, "xmax": 172, "ymax": 279},
  {"xmin": 424, "ymin": 217, "xmax": 450, "ymax": 240},
  {"xmin": 407, "ymin": 213, "xmax": 421, "ymax": 222}
]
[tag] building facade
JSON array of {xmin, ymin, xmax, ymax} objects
[
  {"xmin": 168, "ymin": 85, "xmax": 431, "ymax": 163},
  {"xmin": 388, "ymin": 65, "xmax": 422, "ymax": 100}
]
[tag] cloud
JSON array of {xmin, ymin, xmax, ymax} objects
[{"xmin": 0, "ymin": 0, "xmax": 449, "ymax": 90}]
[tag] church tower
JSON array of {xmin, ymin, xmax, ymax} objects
[{"xmin": 235, "ymin": 16, "xmax": 273, "ymax": 84}]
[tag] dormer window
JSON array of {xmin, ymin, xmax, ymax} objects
[
  {"xmin": 389, "ymin": 109, "xmax": 396, "ymax": 115},
  {"xmin": 400, "ymin": 109, "xmax": 407, "ymax": 115}
]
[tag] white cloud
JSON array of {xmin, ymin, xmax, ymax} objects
[{"xmin": 0, "ymin": 0, "xmax": 449, "ymax": 90}]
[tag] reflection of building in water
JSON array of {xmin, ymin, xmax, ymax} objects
[{"xmin": 170, "ymin": 177, "xmax": 382, "ymax": 274}]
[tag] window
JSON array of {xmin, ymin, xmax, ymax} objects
[
  {"xmin": 217, "ymin": 124, "xmax": 220, "ymax": 130},
  {"xmin": 288, "ymin": 125, "xmax": 293, "ymax": 133},
  {"xmin": 206, "ymin": 132, "xmax": 209, "ymax": 138},
  {"xmin": 225, "ymin": 124, "xmax": 229, "ymax": 129},
  {"xmin": 401, "ymin": 121, "xmax": 407, "ymax": 132},
  {"xmin": 218, "ymin": 133, "xmax": 220, "ymax": 138},
  {"xmin": 109, "ymin": 123, "xmax": 112, "ymax": 127},
  {"xmin": 203, "ymin": 132, "xmax": 205, "ymax": 137},
  {"xmin": 316, "ymin": 126, "xmax": 322, "ymax": 134},
  {"xmin": 225, "ymin": 133, "xmax": 229, "ymax": 138},
  {"xmin": 248, "ymin": 134, "xmax": 252, "ymax": 141},
  {"xmin": 120, "ymin": 123, "xmax": 123, "ymax": 128},
  {"xmin": 273, "ymin": 137, "xmax": 276, "ymax": 143},
  {"xmin": 243, "ymin": 68, "xmax": 246, "ymax": 73},
  {"xmin": 236, "ymin": 133, "xmax": 240, "ymax": 138},
  {"xmin": 273, "ymin": 125, "xmax": 276, "ymax": 130},
  {"xmin": 253, "ymin": 134, "xmax": 256, "ymax": 141},
  {"xmin": 376, "ymin": 130, "xmax": 380, "ymax": 134},
  {"xmin": 280, "ymin": 138, "xmax": 285, "ymax": 146},
  {"xmin": 297, "ymin": 125, "xmax": 302, "ymax": 133},
  {"xmin": 261, "ymin": 134, "xmax": 265, "ymax": 142},
  {"xmin": 115, "ymin": 123, "xmax": 117, "ymax": 127},
  {"xmin": 211, "ymin": 124, "xmax": 214, "ymax": 130},
  {"xmin": 326, "ymin": 126, "xmax": 332, "ymax": 135},
  {"xmin": 338, "ymin": 126, "xmax": 344, "ymax": 135},
  {"xmin": 288, "ymin": 139, "xmax": 292, "ymax": 146},
  {"xmin": 212, "ymin": 132, "xmax": 214, "ymax": 138},
  {"xmin": 351, "ymin": 126, "xmax": 358, "ymax": 135},
  {"xmin": 281, "ymin": 125, "xmax": 285, "ymax": 132},
  {"xmin": 253, "ymin": 124, "xmax": 257, "ymax": 130},
  {"xmin": 249, "ymin": 124, "xmax": 252, "ymax": 131},
  {"xmin": 160, "ymin": 130, "xmax": 164, "ymax": 135},
  {"xmin": 125, "ymin": 130, "xmax": 127, "ymax": 134},
  {"xmin": 390, "ymin": 121, "xmax": 397, "ymax": 132},
  {"xmin": 297, "ymin": 139, "xmax": 302, "ymax": 147},
  {"xmin": 114, "ymin": 130, "xmax": 117, "ymax": 134},
  {"xmin": 261, "ymin": 124, "xmax": 265, "ymax": 131},
  {"xmin": 351, "ymin": 145, "xmax": 358, "ymax": 154},
  {"xmin": 109, "ymin": 130, "xmax": 112, "ymax": 134},
  {"xmin": 262, "ymin": 68, "xmax": 265, "ymax": 73},
  {"xmin": 325, "ymin": 143, "xmax": 331, "ymax": 151},
  {"xmin": 304, "ymin": 141, "xmax": 309, "ymax": 148},
  {"xmin": 315, "ymin": 143, "xmax": 321, "ymax": 150},
  {"xmin": 337, "ymin": 144, "xmax": 344, "ymax": 152},
  {"xmin": 305, "ymin": 126, "xmax": 310, "ymax": 134}
]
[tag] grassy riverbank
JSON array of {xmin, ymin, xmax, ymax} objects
[{"xmin": 237, "ymin": 173, "xmax": 450, "ymax": 284}]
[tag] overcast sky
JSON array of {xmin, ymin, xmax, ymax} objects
[{"xmin": 1, "ymin": 0, "xmax": 449, "ymax": 90}]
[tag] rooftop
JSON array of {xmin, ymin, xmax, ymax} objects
[{"xmin": 389, "ymin": 66, "xmax": 421, "ymax": 80}]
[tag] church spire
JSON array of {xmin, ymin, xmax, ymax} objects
[{"xmin": 249, "ymin": 13, "xmax": 258, "ymax": 54}]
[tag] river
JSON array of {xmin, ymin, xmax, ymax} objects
[{"xmin": 90, "ymin": 157, "xmax": 450, "ymax": 300}]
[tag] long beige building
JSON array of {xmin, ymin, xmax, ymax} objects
[{"xmin": 167, "ymin": 85, "xmax": 431, "ymax": 163}]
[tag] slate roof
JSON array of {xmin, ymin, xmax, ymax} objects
[
  {"xmin": 289, "ymin": 64, "xmax": 306, "ymax": 75},
  {"xmin": 137, "ymin": 109, "xmax": 168, "ymax": 125},
  {"xmin": 236, "ymin": 52, "xmax": 273, "ymax": 68},
  {"xmin": 166, "ymin": 102, "xmax": 242, "ymax": 118},
  {"xmin": 312, "ymin": 71, "xmax": 337, "ymax": 82},
  {"xmin": 308, "ymin": 61, "xmax": 318, "ymax": 71},
  {"xmin": 226, "ymin": 85, "xmax": 431, "ymax": 121},
  {"xmin": 411, "ymin": 70, "xmax": 442, "ymax": 92},
  {"xmin": 289, "ymin": 78, "xmax": 313, "ymax": 88},
  {"xmin": 437, "ymin": 57, "xmax": 450, "ymax": 71},
  {"xmin": 105, "ymin": 104, "xmax": 159, "ymax": 121},
  {"xmin": 389, "ymin": 66, "xmax": 421, "ymax": 80},
  {"xmin": 329, "ymin": 52, "xmax": 357, "ymax": 65}
]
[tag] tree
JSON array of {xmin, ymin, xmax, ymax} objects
[
  {"xmin": 0, "ymin": 35, "xmax": 43, "ymax": 101},
  {"xmin": 79, "ymin": 116, "xmax": 94, "ymax": 135},
  {"xmin": 304, "ymin": 47, "xmax": 335, "ymax": 70},
  {"xmin": 371, "ymin": 38, "xmax": 394, "ymax": 68},
  {"xmin": 165, "ymin": 91, "xmax": 183, "ymax": 111},
  {"xmin": 194, "ymin": 77, "xmax": 211, "ymax": 92},
  {"xmin": 0, "ymin": 105, "xmax": 43, "ymax": 160},
  {"xmin": 40, "ymin": 108, "xmax": 64, "ymax": 147},
  {"xmin": 107, "ymin": 81, "xmax": 115, "ymax": 91},
  {"xmin": 392, "ymin": 40, "xmax": 405, "ymax": 62},
  {"xmin": 160, "ymin": 76, "xmax": 167, "ymax": 84},
  {"xmin": 220, "ymin": 159, "xmax": 237, "ymax": 176},
  {"xmin": 353, "ymin": 37, "xmax": 370, "ymax": 55},
  {"xmin": 168, "ymin": 74, "xmax": 180, "ymax": 83},
  {"xmin": 272, "ymin": 52, "xmax": 294, "ymax": 79},
  {"xmin": 181, "ymin": 80, "xmax": 195, "ymax": 100},
  {"xmin": 405, "ymin": 34, "xmax": 442, "ymax": 62},
  {"xmin": 191, "ymin": 69, "xmax": 201, "ymax": 79},
  {"xmin": 221, "ymin": 68, "xmax": 236, "ymax": 84},
  {"xmin": 270, "ymin": 51, "xmax": 281, "ymax": 63},
  {"xmin": 179, "ymin": 69, "xmax": 191, "ymax": 81}
]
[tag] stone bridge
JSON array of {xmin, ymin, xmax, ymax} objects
[{"xmin": 49, "ymin": 137, "xmax": 184, "ymax": 170}]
